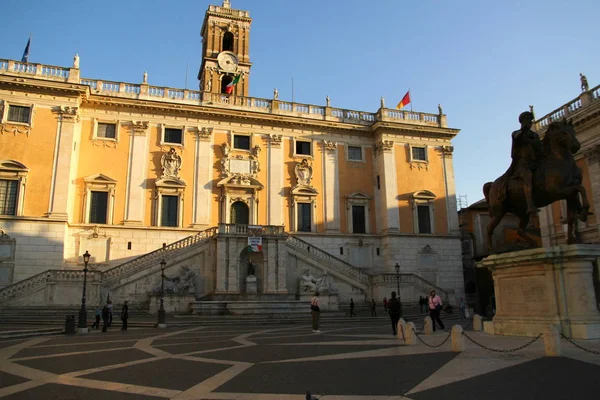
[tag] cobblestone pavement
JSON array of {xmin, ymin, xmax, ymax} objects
[{"xmin": 0, "ymin": 318, "xmax": 599, "ymax": 399}]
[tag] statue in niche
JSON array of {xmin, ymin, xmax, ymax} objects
[
  {"xmin": 247, "ymin": 261, "xmax": 256, "ymax": 276},
  {"xmin": 73, "ymin": 54, "xmax": 80, "ymax": 69},
  {"xmin": 252, "ymin": 145, "xmax": 261, "ymax": 157},
  {"xmin": 295, "ymin": 159, "xmax": 313, "ymax": 186},
  {"xmin": 152, "ymin": 266, "xmax": 196, "ymax": 295},
  {"xmin": 206, "ymin": 78, "xmax": 212, "ymax": 92},
  {"xmin": 299, "ymin": 268, "xmax": 317, "ymax": 293},
  {"xmin": 161, "ymin": 148, "xmax": 182, "ymax": 178},
  {"xmin": 316, "ymin": 271, "xmax": 338, "ymax": 294}
]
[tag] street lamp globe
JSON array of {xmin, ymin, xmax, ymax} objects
[
  {"xmin": 394, "ymin": 263, "xmax": 400, "ymax": 274},
  {"xmin": 83, "ymin": 251, "xmax": 91, "ymax": 264}
]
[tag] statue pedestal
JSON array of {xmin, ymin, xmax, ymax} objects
[
  {"xmin": 478, "ymin": 244, "xmax": 600, "ymax": 339},
  {"xmin": 299, "ymin": 293, "xmax": 339, "ymax": 311},
  {"xmin": 246, "ymin": 275, "xmax": 257, "ymax": 294}
]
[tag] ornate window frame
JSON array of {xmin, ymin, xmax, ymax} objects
[
  {"xmin": 230, "ymin": 131, "xmax": 253, "ymax": 152},
  {"xmin": 346, "ymin": 192, "xmax": 371, "ymax": 234},
  {"xmin": 293, "ymin": 137, "xmax": 314, "ymax": 158},
  {"xmin": 0, "ymin": 101, "xmax": 35, "ymax": 136},
  {"xmin": 408, "ymin": 144, "xmax": 429, "ymax": 170},
  {"xmin": 290, "ymin": 186, "xmax": 318, "ymax": 233},
  {"xmin": 160, "ymin": 124, "xmax": 186, "ymax": 148},
  {"xmin": 83, "ymin": 174, "xmax": 117, "ymax": 224},
  {"xmin": 92, "ymin": 118, "xmax": 120, "ymax": 147},
  {"xmin": 0, "ymin": 160, "xmax": 28, "ymax": 216},
  {"xmin": 411, "ymin": 190, "xmax": 436, "ymax": 234},
  {"xmin": 154, "ymin": 177, "xmax": 186, "ymax": 227},
  {"xmin": 345, "ymin": 144, "xmax": 366, "ymax": 163}
]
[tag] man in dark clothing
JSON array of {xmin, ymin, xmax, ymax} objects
[
  {"xmin": 121, "ymin": 301, "xmax": 129, "ymax": 331},
  {"xmin": 350, "ymin": 298, "xmax": 356, "ymax": 317},
  {"xmin": 101, "ymin": 305, "xmax": 109, "ymax": 333},
  {"xmin": 92, "ymin": 306, "xmax": 101, "ymax": 329},
  {"xmin": 371, "ymin": 298, "xmax": 377, "ymax": 317},
  {"xmin": 388, "ymin": 291, "xmax": 401, "ymax": 335}
]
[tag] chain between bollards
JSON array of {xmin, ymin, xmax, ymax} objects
[
  {"xmin": 462, "ymin": 332, "xmax": 542, "ymax": 353},
  {"xmin": 411, "ymin": 326, "xmax": 452, "ymax": 348},
  {"xmin": 560, "ymin": 333, "xmax": 600, "ymax": 355}
]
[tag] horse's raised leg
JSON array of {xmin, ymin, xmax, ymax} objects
[
  {"xmin": 517, "ymin": 213, "xmax": 539, "ymax": 248},
  {"xmin": 575, "ymin": 185, "xmax": 593, "ymax": 222},
  {"xmin": 487, "ymin": 209, "xmax": 505, "ymax": 254}
]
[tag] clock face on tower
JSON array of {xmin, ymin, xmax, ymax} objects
[{"xmin": 217, "ymin": 51, "xmax": 239, "ymax": 73}]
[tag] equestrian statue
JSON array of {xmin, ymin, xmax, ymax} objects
[{"xmin": 483, "ymin": 111, "xmax": 592, "ymax": 252}]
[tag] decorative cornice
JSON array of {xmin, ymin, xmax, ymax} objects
[
  {"xmin": 374, "ymin": 140, "xmax": 394, "ymax": 153},
  {"xmin": 91, "ymin": 139, "xmax": 117, "ymax": 149},
  {"xmin": 409, "ymin": 161, "xmax": 429, "ymax": 171},
  {"xmin": 130, "ymin": 120, "xmax": 149, "ymax": 136}
]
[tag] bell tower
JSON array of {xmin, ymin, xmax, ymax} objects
[{"xmin": 198, "ymin": 1, "xmax": 252, "ymax": 98}]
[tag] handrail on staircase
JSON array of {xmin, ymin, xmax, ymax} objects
[
  {"xmin": 102, "ymin": 226, "xmax": 218, "ymax": 282},
  {"xmin": 286, "ymin": 235, "xmax": 371, "ymax": 285},
  {"xmin": 370, "ymin": 273, "xmax": 449, "ymax": 299}
]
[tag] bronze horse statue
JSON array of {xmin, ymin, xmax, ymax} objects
[{"xmin": 483, "ymin": 119, "xmax": 591, "ymax": 252}]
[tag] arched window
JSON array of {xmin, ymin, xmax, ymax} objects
[
  {"xmin": 221, "ymin": 75, "xmax": 233, "ymax": 94},
  {"xmin": 222, "ymin": 32, "xmax": 234, "ymax": 52},
  {"xmin": 231, "ymin": 201, "xmax": 249, "ymax": 225}
]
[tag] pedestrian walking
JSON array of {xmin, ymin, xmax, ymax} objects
[
  {"xmin": 383, "ymin": 296, "xmax": 388, "ymax": 312},
  {"xmin": 418, "ymin": 296, "xmax": 426, "ymax": 313},
  {"xmin": 121, "ymin": 301, "xmax": 129, "ymax": 331},
  {"xmin": 107, "ymin": 300, "xmax": 113, "ymax": 327},
  {"xmin": 459, "ymin": 297, "xmax": 468, "ymax": 319},
  {"xmin": 350, "ymin": 298, "xmax": 356, "ymax": 317},
  {"xmin": 91, "ymin": 306, "xmax": 101, "ymax": 329},
  {"xmin": 388, "ymin": 291, "xmax": 401, "ymax": 336},
  {"xmin": 101, "ymin": 304, "xmax": 109, "ymax": 333},
  {"xmin": 428, "ymin": 289, "xmax": 445, "ymax": 331},
  {"xmin": 371, "ymin": 298, "xmax": 377, "ymax": 317},
  {"xmin": 310, "ymin": 292, "xmax": 321, "ymax": 333}
]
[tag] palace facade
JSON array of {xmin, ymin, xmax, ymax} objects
[{"xmin": 0, "ymin": 1, "xmax": 463, "ymax": 311}]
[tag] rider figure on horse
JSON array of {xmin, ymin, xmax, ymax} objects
[{"xmin": 509, "ymin": 111, "xmax": 543, "ymax": 217}]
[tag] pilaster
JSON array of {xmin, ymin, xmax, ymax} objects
[
  {"xmin": 123, "ymin": 121, "xmax": 149, "ymax": 226},
  {"xmin": 375, "ymin": 140, "xmax": 400, "ymax": 232},
  {"xmin": 47, "ymin": 106, "xmax": 80, "ymax": 220},
  {"xmin": 192, "ymin": 127, "xmax": 214, "ymax": 228},
  {"xmin": 322, "ymin": 140, "xmax": 340, "ymax": 232},
  {"xmin": 267, "ymin": 134, "xmax": 284, "ymax": 226},
  {"xmin": 265, "ymin": 239, "xmax": 277, "ymax": 293},
  {"xmin": 585, "ymin": 145, "xmax": 600, "ymax": 238},
  {"xmin": 227, "ymin": 238, "xmax": 239, "ymax": 293},
  {"xmin": 441, "ymin": 146, "xmax": 459, "ymax": 234}
]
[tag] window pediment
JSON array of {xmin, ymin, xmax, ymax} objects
[
  {"xmin": 84, "ymin": 173, "xmax": 117, "ymax": 185},
  {"xmin": 291, "ymin": 186, "xmax": 318, "ymax": 197},
  {"xmin": 156, "ymin": 177, "xmax": 186, "ymax": 188},
  {"xmin": 0, "ymin": 160, "xmax": 28, "ymax": 173},
  {"xmin": 412, "ymin": 190, "xmax": 436, "ymax": 200},
  {"xmin": 346, "ymin": 192, "xmax": 371, "ymax": 201},
  {"xmin": 217, "ymin": 174, "xmax": 263, "ymax": 190}
]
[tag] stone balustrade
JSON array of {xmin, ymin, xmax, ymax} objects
[
  {"xmin": 370, "ymin": 273, "xmax": 449, "ymax": 300},
  {"xmin": 0, "ymin": 58, "xmax": 447, "ymax": 128},
  {"xmin": 218, "ymin": 223, "xmax": 286, "ymax": 236},
  {"xmin": 536, "ymin": 84, "xmax": 600, "ymax": 131}
]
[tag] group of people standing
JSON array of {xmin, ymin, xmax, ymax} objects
[{"xmin": 91, "ymin": 300, "xmax": 129, "ymax": 332}]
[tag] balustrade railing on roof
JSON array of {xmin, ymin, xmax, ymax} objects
[
  {"xmin": 536, "ymin": 84, "xmax": 600, "ymax": 130},
  {"xmin": 0, "ymin": 58, "xmax": 447, "ymax": 128}
]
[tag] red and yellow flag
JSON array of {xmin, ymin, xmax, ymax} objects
[{"xmin": 396, "ymin": 91, "xmax": 411, "ymax": 109}]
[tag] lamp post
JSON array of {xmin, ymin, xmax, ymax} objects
[
  {"xmin": 157, "ymin": 259, "xmax": 167, "ymax": 328},
  {"xmin": 78, "ymin": 251, "xmax": 91, "ymax": 332},
  {"xmin": 394, "ymin": 262, "xmax": 403, "ymax": 317}
]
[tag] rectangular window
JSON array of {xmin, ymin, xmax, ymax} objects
[
  {"xmin": 295, "ymin": 141, "xmax": 311, "ymax": 156},
  {"xmin": 376, "ymin": 175, "xmax": 380, "ymax": 190},
  {"xmin": 297, "ymin": 203, "xmax": 312, "ymax": 232},
  {"xmin": 164, "ymin": 128, "xmax": 183, "ymax": 144},
  {"xmin": 7, "ymin": 105, "xmax": 31, "ymax": 124},
  {"xmin": 376, "ymin": 247, "xmax": 380, "ymax": 256},
  {"xmin": 97, "ymin": 123, "xmax": 116, "ymax": 139},
  {"xmin": 89, "ymin": 191, "xmax": 108, "ymax": 224},
  {"xmin": 352, "ymin": 205, "xmax": 366, "ymax": 234},
  {"xmin": 233, "ymin": 135, "xmax": 251, "ymax": 150},
  {"xmin": 161, "ymin": 195, "xmax": 179, "ymax": 227},
  {"xmin": 417, "ymin": 205, "xmax": 432, "ymax": 234},
  {"xmin": 412, "ymin": 146, "xmax": 427, "ymax": 161},
  {"xmin": 348, "ymin": 146, "xmax": 362, "ymax": 161},
  {"xmin": 0, "ymin": 180, "xmax": 18, "ymax": 215}
]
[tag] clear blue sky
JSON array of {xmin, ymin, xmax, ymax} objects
[{"xmin": 1, "ymin": 0, "xmax": 598, "ymax": 207}]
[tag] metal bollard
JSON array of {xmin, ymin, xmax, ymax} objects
[
  {"xmin": 397, "ymin": 318, "xmax": 407, "ymax": 340},
  {"xmin": 543, "ymin": 325, "xmax": 561, "ymax": 357},
  {"xmin": 451, "ymin": 325, "xmax": 465, "ymax": 352},
  {"xmin": 405, "ymin": 322, "xmax": 417, "ymax": 345},
  {"xmin": 64, "ymin": 315, "xmax": 76, "ymax": 335},
  {"xmin": 473, "ymin": 314, "xmax": 483, "ymax": 331},
  {"xmin": 423, "ymin": 316, "xmax": 433, "ymax": 335}
]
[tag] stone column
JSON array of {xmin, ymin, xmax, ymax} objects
[
  {"xmin": 585, "ymin": 145, "xmax": 600, "ymax": 239},
  {"xmin": 374, "ymin": 140, "xmax": 400, "ymax": 232},
  {"xmin": 124, "ymin": 121, "xmax": 150, "ymax": 225},
  {"xmin": 322, "ymin": 141, "xmax": 340, "ymax": 232},
  {"xmin": 47, "ymin": 106, "xmax": 80, "ymax": 220},
  {"xmin": 267, "ymin": 134, "xmax": 284, "ymax": 226},
  {"xmin": 192, "ymin": 127, "xmax": 214, "ymax": 228},
  {"xmin": 441, "ymin": 146, "xmax": 459, "ymax": 234}
]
